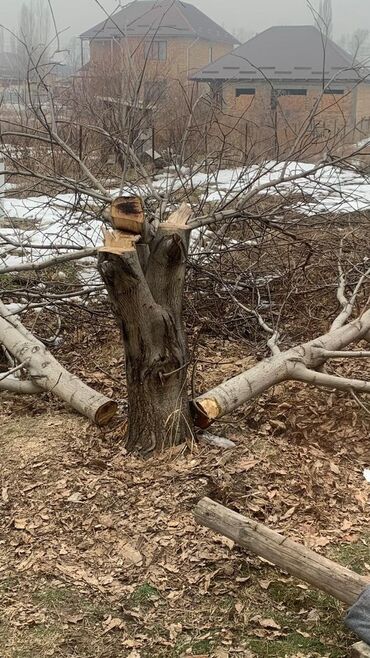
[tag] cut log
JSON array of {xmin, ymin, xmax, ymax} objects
[
  {"xmin": 194, "ymin": 497, "xmax": 369, "ymax": 606},
  {"xmin": 351, "ymin": 642, "xmax": 370, "ymax": 657},
  {"xmin": 0, "ymin": 313, "xmax": 117, "ymax": 425}
]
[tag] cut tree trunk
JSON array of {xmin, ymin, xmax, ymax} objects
[
  {"xmin": 0, "ymin": 311, "xmax": 117, "ymax": 425},
  {"xmin": 98, "ymin": 203, "xmax": 194, "ymax": 455},
  {"xmin": 194, "ymin": 497, "xmax": 369, "ymax": 606}
]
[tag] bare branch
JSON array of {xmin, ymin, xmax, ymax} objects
[
  {"xmin": 0, "ymin": 360, "xmax": 29, "ymax": 382},
  {"xmin": 291, "ymin": 363, "xmax": 370, "ymax": 396},
  {"xmin": 0, "ymin": 247, "xmax": 97, "ymax": 275},
  {"xmin": 0, "ymin": 377, "xmax": 42, "ymax": 394}
]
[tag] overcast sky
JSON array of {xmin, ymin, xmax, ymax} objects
[{"xmin": 1, "ymin": 0, "xmax": 369, "ymax": 45}]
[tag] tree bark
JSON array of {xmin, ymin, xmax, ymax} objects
[
  {"xmin": 194, "ymin": 497, "xmax": 369, "ymax": 606},
  {"xmin": 0, "ymin": 314, "xmax": 117, "ymax": 425},
  {"xmin": 98, "ymin": 204, "xmax": 193, "ymax": 455}
]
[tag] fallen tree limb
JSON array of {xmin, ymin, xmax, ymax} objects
[
  {"xmin": 0, "ymin": 312, "xmax": 117, "ymax": 425},
  {"xmin": 194, "ymin": 497, "xmax": 369, "ymax": 606},
  {"xmin": 0, "ymin": 376, "xmax": 42, "ymax": 394},
  {"xmin": 0, "ymin": 247, "xmax": 97, "ymax": 275},
  {"xmin": 192, "ymin": 308, "xmax": 370, "ymax": 428}
]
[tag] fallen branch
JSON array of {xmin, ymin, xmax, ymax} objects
[
  {"xmin": 0, "ymin": 376, "xmax": 42, "ymax": 394},
  {"xmin": 0, "ymin": 247, "xmax": 97, "ymax": 275},
  {"xmin": 0, "ymin": 311, "xmax": 117, "ymax": 425},
  {"xmin": 194, "ymin": 497, "xmax": 369, "ymax": 605},
  {"xmin": 192, "ymin": 308, "xmax": 370, "ymax": 428}
]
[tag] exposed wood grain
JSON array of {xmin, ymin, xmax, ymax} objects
[
  {"xmin": 99, "ymin": 229, "xmax": 140, "ymax": 255},
  {"xmin": 111, "ymin": 196, "xmax": 144, "ymax": 234}
]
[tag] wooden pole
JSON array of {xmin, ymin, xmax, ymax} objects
[{"xmin": 194, "ymin": 498, "xmax": 369, "ymax": 606}]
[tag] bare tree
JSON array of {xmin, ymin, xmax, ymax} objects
[
  {"xmin": 318, "ymin": 0, "xmax": 333, "ymax": 39},
  {"xmin": 342, "ymin": 29, "xmax": 370, "ymax": 61},
  {"xmin": 2, "ymin": 16, "xmax": 370, "ymax": 455},
  {"xmin": 17, "ymin": 0, "xmax": 51, "ymax": 80},
  {"xmin": 0, "ymin": 27, "xmax": 5, "ymax": 53}
]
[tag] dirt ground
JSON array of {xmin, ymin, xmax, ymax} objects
[{"xmin": 1, "ymin": 322, "xmax": 370, "ymax": 658}]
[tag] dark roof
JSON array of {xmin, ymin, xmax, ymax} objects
[
  {"xmin": 191, "ymin": 25, "xmax": 370, "ymax": 83},
  {"xmin": 80, "ymin": 0, "xmax": 238, "ymax": 45}
]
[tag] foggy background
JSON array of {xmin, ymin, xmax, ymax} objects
[{"xmin": 0, "ymin": 0, "xmax": 369, "ymax": 46}]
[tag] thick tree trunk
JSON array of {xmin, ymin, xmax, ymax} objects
[{"xmin": 98, "ymin": 205, "xmax": 193, "ymax": 455}]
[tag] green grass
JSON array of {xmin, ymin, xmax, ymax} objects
[
  {"xmin": 247, "ymin": 633, "xmax": 346, "ymax": 658},
  {"xmin": 130, "ymin": 582, "xmax": 160, "ymax": 607},
  {"xmin": 191, "ymin": 639, "xmax": 213, "ymax": 654},
  {"xmin": 331, "ymin": 538, "xmax": 370, "ymax": 574},
  {"xmin": 32, "ymin": 585, "xmax": 76, "ymax": 606}
]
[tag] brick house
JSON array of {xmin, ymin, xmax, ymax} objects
[
  {"xmin": 191, "ymin": 26, "xmax": 370, "ymax": 139},
  {"xmin": 80, "ymin": 0, "xmax": 238, "ymax": 101}
]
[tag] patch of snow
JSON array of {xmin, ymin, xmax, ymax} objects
[
  {"xmin": 364, "ymin": 469, "xmax": 370, "ymax": 482},
  {"xmin": 2, "ymin": 159, "xmax": 370, "ymax": 282}
]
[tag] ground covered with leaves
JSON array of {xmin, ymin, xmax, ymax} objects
[{"xmin": 1, "ymin": 311, "xmax": 370, "ymax": 658}]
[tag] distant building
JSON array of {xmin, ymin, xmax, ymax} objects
[
  {"xmin": 0, "ymin": 50, "xmax": 72, "ymax": 109},
  {"xmin": 192, "ymin": 26, "xmax": 370, "ymax": 136},
  {"xmin": 80, "ymin": 0, "xmax": 238, "ymax": 100}
]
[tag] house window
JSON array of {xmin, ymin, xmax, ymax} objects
[
  {"xmin": 236, "ymin": 88, "xmax": 255, "ymax": 97},
  {"xmin": 323, "ymin": 88, "xmax": 344, "ymax": 95},
  {"xmin": 209, "ymin": 47, "xmax": 213, "ymax": 63},
  {"xmin": 145, "ymin": 41, "xmax": 167, "ymax": 61}
]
